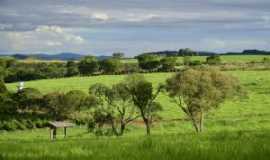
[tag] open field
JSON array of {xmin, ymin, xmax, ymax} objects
[{"xmin": 2, "ymin": 70, "xmax": 270, "ymax": 159}]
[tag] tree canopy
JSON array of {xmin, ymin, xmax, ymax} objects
[{"xmin": 166, "ymin": 67, "xmax": 243, "ymax": 132}]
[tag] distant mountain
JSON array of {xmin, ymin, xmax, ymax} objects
[
  {"xmin": 34, "ymin": 53, "xmax": 83, "ymax": 60},
  {"xmin": 0, "ymin": 53, "xmax": 83, "ymax": 61},
  {"xmin": 0, "ymin": 53, "xmax": 113, "ymax": 61}
]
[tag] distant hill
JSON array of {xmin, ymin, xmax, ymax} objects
[
  {"xmin": 34, "ymin": 53, "xmax": 83, "ymax": 60},
  {"xmin": 1, "ymin": 49, "xmax": 270, "ymax": 61},
  {"xmin": 0, "ymin": 52, "xmax": 83, "ymax": 61},
  {"xmin": 0, "ymin": 53, "xmax": 114, "ymax": 61}
]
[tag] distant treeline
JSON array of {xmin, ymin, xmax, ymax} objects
[
  {"xmin": 142, "ymin": 49, "xmax": 270, "ymax": 56},
  {"xmin": 1, "ymin": 50, "xmax": 270, "ymax": 83},
  {"xmin": 1, "ymin": 49, "xmax": 270, "ymax": 61}
]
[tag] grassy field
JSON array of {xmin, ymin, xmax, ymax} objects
[{"xmin": 2, "ymin": 70, "xmax": 270, "ymax": 159}]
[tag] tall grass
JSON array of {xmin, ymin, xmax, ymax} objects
[{"xmin": 0, "ymin": 130, "xmax": 270, "ymax": 160}]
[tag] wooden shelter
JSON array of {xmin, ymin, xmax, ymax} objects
[{"xmin": 48, "ymin": 121, "xmax": 74, "ymax": 140}]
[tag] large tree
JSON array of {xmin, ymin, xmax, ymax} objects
[
  {"xmin": 165, "ymin": 68, "xmax": 242, "ymax": 132},
  {"xmin": 125, "ymin": 74, "xmax": 163, "ymax": 135},
  {"xmin": 78, "ymin": 56, "xmax": 99, "ymax": 75}
]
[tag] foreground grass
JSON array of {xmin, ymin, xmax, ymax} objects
[{"xmin": 0, "ymin": 128, "xmax": 270, "ymax": 160}]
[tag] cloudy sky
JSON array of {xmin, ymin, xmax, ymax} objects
[{"xmin": 0, "ymin": 0, "xmax": 270, "ymax": 56}]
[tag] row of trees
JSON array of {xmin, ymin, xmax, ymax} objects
[
  {"xmin": 0, "ymin": 54, "xmax": 229, "ymax": 83},
  {"xmin": 0, "ymin": 67, "xmax": 243, "ymax": 135},
  {"xmin": 0, "ymin": 57, "xmax": 139, "ymax": 83}
]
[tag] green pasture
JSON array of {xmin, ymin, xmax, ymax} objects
[{"xmin": 2, "ymin": 70, "xmax": 270, "ymax": 159}]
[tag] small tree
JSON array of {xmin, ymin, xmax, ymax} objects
[
  {"xmin": 125, "ymin": 74, "xmax": 162, "ymax": 135},
  {"xmin": 111, "ymin": 82, "xmax": 140, "ymax": 135},
  {"xmin": 89, "ymin": 83, "xmax": 139, "ymax": 136},
  {"xmin": 161, "ymin": 57, "xmax": 176, "ymax": 71},
  {"xmin": 165, "ymin": 68, "xmax": 242, "ymax": 132},
  {"xmin": 78, "ymin": 56, "xmax": 99, "ymax": 75}
]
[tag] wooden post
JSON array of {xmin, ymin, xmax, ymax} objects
[
  {"xmin": 53, "ymin": 128, "xmax": 57, "ymax": 140},
  {"xmin": 50, "ymin": 127, "xmax": 57, "ymax": 140},
  {"xmin": 64, "ymin": 127, "xmax": 67, "ymax": 138},
  {"xmin": 50, "ymin": 128, "xmax": 53, "ymax": 140}
]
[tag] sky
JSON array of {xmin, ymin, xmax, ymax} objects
[{"xmin": 0, "ymin": 0, "xmax": 270, "ymax": 56}]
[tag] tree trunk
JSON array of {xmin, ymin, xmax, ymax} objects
[
  {"xmin": 119, "ymin": 123, "xmax": 126, "ymax": 136},
  {"xmin": 191, "ymin": 118, "xmax": 199, "ymax": 133},
  {"xmin": 199, "ymin": 112, "xmax": 203, "ymax": 132},
  {"xmin": 144, "ymin": 118, "xmax": 151, "ymax": 135}
]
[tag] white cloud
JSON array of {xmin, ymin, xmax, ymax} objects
[
  {"xmin": 124, "ymin": 13, "xmax": 159, "ymax": 22},
  {"xmin": 0, "ymin": 25, "xmax": 85, "ymax": 52},
  {"xmin": 92, "ymin": 13, "xmax": 109, "ymax": 21}
]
